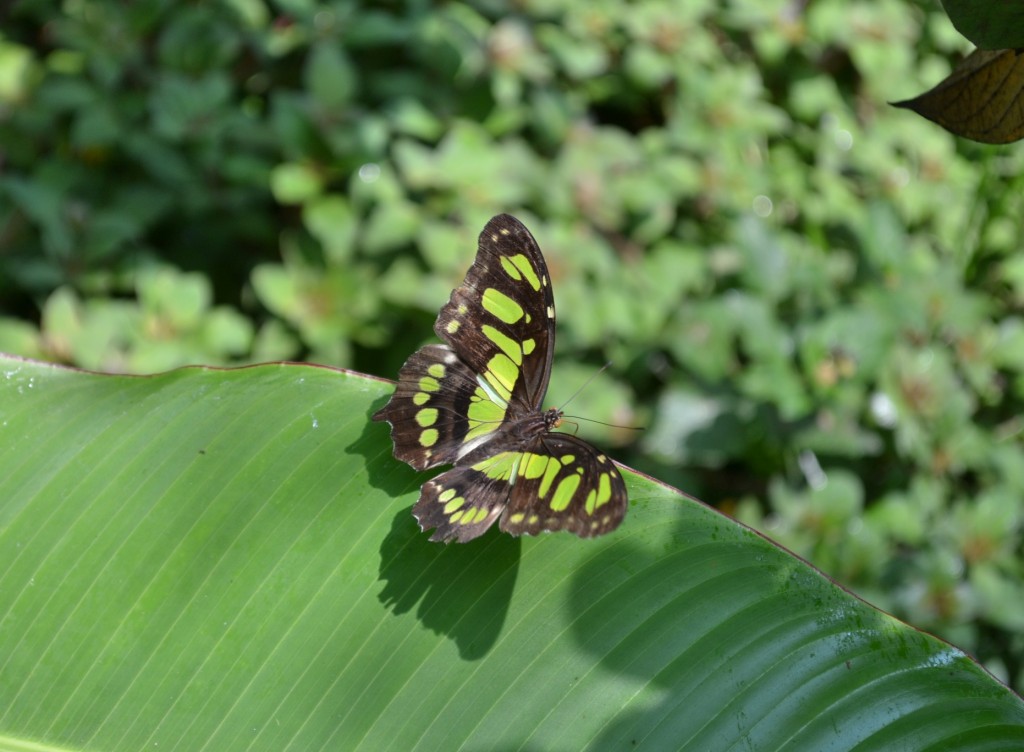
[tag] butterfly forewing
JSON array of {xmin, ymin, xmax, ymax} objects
[
  {"xmin": 434, "ymin": 214, "xmax": 555, "ymax": 412},
  {"xmin": 373, "ymin": 343, "xmax": 508, "ymax": 471}
]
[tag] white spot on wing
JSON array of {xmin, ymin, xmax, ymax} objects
[
  {"xmin": 475, "ymin": 374, "xmax": 508, "ymax": 409},
  {"xmin": 456, "ymin": 433, "xmax": 496, "ymax": 461},
  {"xmin": 508, "ymin": 454, "xmax": 523, "ymax": 485}
]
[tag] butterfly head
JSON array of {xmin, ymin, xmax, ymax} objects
[{"xmin": 543, "ymin": 407, "xmax": 563, "ymax": 431}]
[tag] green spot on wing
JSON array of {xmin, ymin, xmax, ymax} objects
[
  {"xmin": 481, "ymin": 288, "xmax": 525, "ymax": 325},
  {"xmin": 521, "ymin": 453, "xmax": 549, "ymax": 479},
  {"xmin": 467, "ymin": 393, "xmax": 505, "ymax": 438},
  {"xmin": 550, "ymin": 473, "xmax": 580, "ymax": 511},
  {"xmin": 473, "ymin": 452, "xmax": 521, "ymax": 482},
  {"xmin": 500, "ymin": 256, "xmax": 522, "ymax": 281},
  {"xmin": 508, "ymin": 253, "xmax": 541, "ymax": 290},
  {"xmin": 486, "ymin": 353, "xmax": 518, "ymax": 392},
  {"xmin": 537, "ymin": 456, "xmax": 561, "ymax": 498},
  {"xmin": 482, "ymin": 324, "xmax": 523, "ymax": 365},
  {"xmin": 596, "ymin": 472, "xmax": 612, "ymax": 507},
  {"xmin": 443, "ymin": 495, "xmax": 465, "ymax": 513}
]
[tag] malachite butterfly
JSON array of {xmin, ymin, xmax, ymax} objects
[{"xmin": 373, "ymin": 214, "xmax": 628, "ymax": 543}]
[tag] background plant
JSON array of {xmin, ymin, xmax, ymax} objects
[{"xmin": 1, "ymin": 0, "xmax": 1022, "ymax": 691}]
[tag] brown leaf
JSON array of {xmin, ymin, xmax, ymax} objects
[{"xmin": 893, "ymin": 48, "xmax": 1024, "ymax": 144}]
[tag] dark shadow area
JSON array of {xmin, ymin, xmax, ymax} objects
[
  {"xmin": 561, "ymin": 518, "xmax": 813, "ymax": 748},
  {"xmin": 560, "ymin": 508, "xmax": 1023, "ymax": 750},
  {"xmin": 377, "ymin": 508, "xmax": 521, "ymax": 660},
  {"xmin": 350, "ymin": 396, "xmax": 522, "ymax": 660},
  {"xmin": 565, "ymin": 536, "xmax": 714, "ymax": 749},
  {"xmin": 347, "ymin": 394, "xmax": 425, "ymax": 499}
]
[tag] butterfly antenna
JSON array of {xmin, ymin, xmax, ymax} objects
[
  {"xmin": 557, "ymin": 361, "xmax": 612, "ymax": 411},
  {"xmin": 557, "ymin": 362, "xmax": 644, "ymax": 432},
  {"xmin": 561, "ymin": 415, "xmax": 645, "ymax": 431}
]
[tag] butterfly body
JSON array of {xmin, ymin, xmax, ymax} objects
[{"xmin": 374, "ymin": 214, "xmax": 628, "ymax": 543}]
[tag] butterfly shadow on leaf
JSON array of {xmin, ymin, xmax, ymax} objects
[
  {"xmin": 377, "ymin": 508, "xmax": 521, "ymax": 660},
  {"xmin": 351, "ymin": 397, "xmax": 522, "ymax": 661}
]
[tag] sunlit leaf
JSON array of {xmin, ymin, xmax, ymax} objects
[{"xmin": 0, "ymin": 354, "xmax": 1023, "ymax": 750}]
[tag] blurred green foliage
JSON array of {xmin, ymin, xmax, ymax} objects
[{"xmin": 1, "ymin": 0, "xmax": 1023, "ymax": 691}]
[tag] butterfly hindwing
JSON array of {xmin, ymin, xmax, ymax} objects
[
  {"xmin": 498, "ymin": 434, "xmax": 627, "ymax": 538},
  {"xmin": 413, "ymin": 435, "xmax": 628, "ymax": 542},
  {"xmin": 372, "ymin": 343, "xmax": 508, "ymax": 471},
  {"xmin": 413, "ymin": 464, "xmax": 512, "ymax": 543},
  {"xmin": 434, "ymin": 214, "xmax": 555, "ymax": 412}
]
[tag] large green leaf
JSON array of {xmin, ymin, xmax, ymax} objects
[{"xmin": 0, "ymin": 354, "xmax": 1022, "ymax": 750}]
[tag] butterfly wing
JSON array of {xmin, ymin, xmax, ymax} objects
[
  {"xmin": 372, "ymin": 343, "xmax": 510, "ymax": 470},
  {"xmin": 498, "ymin": 434, "xmax": 627, "ymax": 538},
  {"xmin": 376, "ymin": 213, "xmax": 630, "ymax": 542},
  {"xmin": 374, "ymin": 214, "xmax": 556, "ymax": 468},
  {"xmin": 434, "ymin": 214, "xmax": 555, "ymax": 414},
  {"xmin": 412, "ymin": 462, "xmax": 514, "ymax": 543},
  {"xmin": 413, "ymin": 434, "xmax": 627, "ymax": 542}
]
